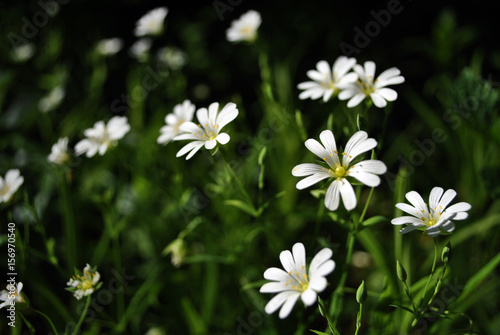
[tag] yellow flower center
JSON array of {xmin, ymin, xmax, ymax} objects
[
  {"xmin": 333, "ymin": 165, "xmax": 346, "ymax": 178},
  {"xmin": 358, "ymin": 77, "xmax": 375, "ymax": 95},
  {"xmin": 285, "ymin": 266, "xmax": 309, "ymax": 292},
  {"xmin": 0, "ymin": 185, "xmax": 10, "ymax": 197}
]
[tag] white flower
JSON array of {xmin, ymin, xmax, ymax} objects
[
  {"xmin": 0, "ymin": 283, "xmax": 25, "ymax": 309},
  {"xmin": 157, "ymin": 47, "xmax": 186, "ymax": 70},
  {"xmin": 134, "ymin": 7, "xmax": 168, "ymax": 37},
  {"xmin": 260, "ymin": 242, "xmax": 335, "ymax": 319},
  {"xmin": 129, "ymin": 38, "xmax": 152, "ymax": 62},
  {"xmin": 391, "ymin": 187, "xmax": 471, "ymax": 237},
  {"xmin": 292, "ymin": 130, "xmax": 387, "ymax": 211},
  {"xmin": 0, "ymin": 169, "xmax": 24, "ymax": 203},
  {"xmin": 226, "ymin": 10, "xmax": 262, "ymax": 42},
  {"xmin": 297, "ymin": 57, "xmax": 358, "ymax": 102},
  {"xmin": 75, "ymin": 116, "xmax": 130, "ymax": 158},
  {"xmin": 66, "ymin": 264, "xmax": 101, "ymax": 300},
  {"xmin": 157, "ymin": 100, "xmax": 195, "ymax": 145},
  {"xmin": 38, "ymin": 86, "xmax": 65, "ymax": 112},
  {"xmin": 338, "ymin": 61, "xmax": 405, "ymax": 108},
  {"xmin": 96, "ymin": 38, "xmax": 123, "ymax": 56},
  {"xmin": 48, "ymin": 137, "xmax": 70, "ymax": 165},
  {"xmin": 173, "ymin": 102, "xmax": 239, "ymax": 160},
  {"xmin": 11, "ymin": 43, "xmax": 35, "ymax": 62}
]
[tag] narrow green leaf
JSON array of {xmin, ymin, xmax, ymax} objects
[
  {"xmin": 390, "ymin": 304, "xmax": 415, "ymax": 314},
  {"xmin": 456, "ymin": 252, "xmax": 500, "ymax": 304},
  {"xmin": 361, "ymin": 215, "xmax": 387, "ymax": 228},
  {"xmin": 224, "ymin": 199, "xmax": 259, "ymax": 217},
  {"xmin": 309, "ymin": 330, "xmax": 330, "ymax": 335},
  {"xmin": 181, "ymin": 297, "xmax": 207, "ymax": 335}
]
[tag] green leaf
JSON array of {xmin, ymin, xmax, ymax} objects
[
  {"xmin": 456, "ymin": 252, "xmax": 500, "ymax": 304},
  {"xmin": 397, "ymin": 260, "xmax": 407, "ymax": 283},
  {"xmin": 181, "ymin": 297, "xmax": 207, "ymax": 335},
  {"xmin": 390, "ymin": 304, "xmax": 415, "ymax": 314},
  {"xmin": 224, "ymin": 199, "xmax": 259, "ymax": 217},
  {"xmin": 361, "ymin": 215, "xmax": 387, "ymax": 228},
  {"xmin": 309, "ymin": 330, "xmax": 330, "ymax": 335}
]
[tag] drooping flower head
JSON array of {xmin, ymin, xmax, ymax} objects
[
  {"xmin": 75, "ymin": 116, "xmax": 130, "ymax": 158},
  {"xmin": 66, "ymin": 264, "xmax": 102, "ymax": 300},
  {"xmin": 260, "ymin": 242, "xmax": 335, "ymax": 319},
  {"xmin": 134, "ymin": 7, "xmax": 168, "ymax": 37},
  {"xmin": 338, "ymin": 61, "xmax": 404, "ymax": 108},
  {"xmin": 391, "ymin": 187, "xmax": 471, "ymax": 237},
  {"xmin": 226, "ymin": 10, "xmax": 262, "ymax": 43},
  {"xmin": 173, "ymin": 102, "xmax": 239, "ymax": 160},
  {"xmin": 48, "ymin": 137, "xmax": 70, "ymax": 165},
  {"xmin": 129, "ymin": 38, "xmax": 152, "ymax": 62},
  {"xmin": 0, "ymin": 282, "xmax": 27, "ymax": 309},
  {"xmin": 0, "ymin": 169, "xmax": 24, "ymax": 204},
  {"xmin": 96, "ymin": 38, "xmax": 123, "ymax": 56},
  {"xmin": 292, "ymin": 130, "xmax": 387, "ymax": 211},
  {"xmin": 297, "ymin": 57, "xmax": 357, "ymax": 102},
  {"xmin": 157, "ymin": 100, "xmax": 196, "ymax": 145},
  {"xmin": 38, "ymin": 86, "xmax": 65, "ymax": 112}
]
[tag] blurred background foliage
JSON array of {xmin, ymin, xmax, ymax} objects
[{"xmin": 1, "ymin": 0, "xmax": 500, "ymax": 334}]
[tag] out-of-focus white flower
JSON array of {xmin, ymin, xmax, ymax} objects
[
  {"xmin": 75, "ymin": 116, "xmax": 130, "ymax": 158},
  {"xmin": 338, "ymin": 61, "xmax": 405, "ymax": 108},
  {"xmin": 298, "ymin": 57, "xmax": 358, "ymax": 102},
  {"xmin": 38, "ymin": 86, "xmax": 65, "ymax": 112},
  {"xmin": 157, "ymin": 47, "xmax": 186, "ymax": 70},
  {"xmin": 292, "ymin": 130, "xmax": 387, "ymax": 211},
  {"xmin": 0, "ymin": 169, "xmax": 24, "ymax": 203},
  {"xmin": 157, "ymin": 100, "xmax": 195, "ymax": 145},
  {"xmin": 11, "ymin": 43, "xmax": 36, "ymax": 62},
  {"xmin": 226, "ymin": 10, "xmax": 262, "ymax": 42},
  {"xmin": 130, "ymin": 38, "xmax": 152, "ymax": 62},
  {"xmin": 392, "ymin": 187, "xmax": 471, "ymax": 237},
  {"xmin": 96, "ymin": 38, "xmax": 123, "ymax": 56},
  {"xmin": 66, "ymin": 264, "xmax": 101, "ymax": 300},
  {"xmin": 0, "ymin": 283, "xmax": 26, "ymax": 309},
  {"xmin": 134, "ymin": 7, "xmax": 168, "ymax": 37},
  {"xmin": 162, "ymin": 238, "xmax": 188, "ymax": 267},
  {"xmin": 173, "ymin": 102, "xmax": 239, "ymax": 160},
  {"xmin": 260, "ymin": 242, "xmax": 335, "ymax": 319},
  {"xmin": 48, "ymin": 137, "xmax": 70, "ymax": 165},
  {"xmin": 145, "ymin": 327, "xmax": 166, "ymax": 335}
]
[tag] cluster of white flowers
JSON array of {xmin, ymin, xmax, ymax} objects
[
  {"xmin": 0, "ymin": 169, "xmax": 24, "ymax": 204},
  {"xmin": 226, "ymin": 10, "xmax": 262, "ymax": 43},
  {"xmin": 0, "ymin": 283, "xmax": 25, "ymax": 309},
  {"xmin": 298, "ymin": 57, "xmax": 405, "ymax": 108},
  {"xmin": 157, "ymin": 100, "xmax": 239, "ymax": 160},
  {"xmin": 66, "ymin": 264, "xmax": 102, "ymax": 300}
]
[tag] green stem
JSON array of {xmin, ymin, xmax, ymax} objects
[
  {"xmin": 403, "ymin": 281, "xmax": 418, "ymax": 315},
  {"xmin": 354, "ymin": 303, "xmax": 363, "ymax": 335},
  {"xmin": 358, "ymin": 187, "xmax": 375, "ymax": 225},
  {"xmin": 329, "ymin": 230, "xmax": 355, "ymax": 320},
  {"xmin": 420, "ymin": 238, "xmax": 438, "ymax": 308},
  {"xmin": 71, "ymin": 295, "xmax": 91, "ymax": 335},
  {"xmin": 32, "ymin": 308, "xmax": 59, "ymax": 335},
  {"xmin": 219, "ymin": 151, "xmax": 257, "ymax": 214},
  {"xmin": 112, "ymin": 234, "xmax": 125, "ymax": 320},
  {"xmin": 60, "ymin": 173, "xmax": 77, "ymax": 273}
]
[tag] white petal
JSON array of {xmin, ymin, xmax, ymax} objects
[
  {"xmin": 319, "ymin": 130, "xmax": 338, "ymax": 157},
  {"xmin": 207, "ymin": 102, "xmax": 219, "ymax": 124},
  {"xmin": 400, "ymin": 225, "xmax": 420, "ymax": 234},
  {"xmin": 178, "ymin": 121, "xmax": 202, "ymax": 133},
  {"xmin": 292, "ymin": 163, "xmax": 327, "ymax": 177},
  {"xmin": 173, "ymin": 133, "xmax": 201, "ymax": 141},
  {"xmin": 307, "ymin": 69, "xmax": 326, "ymax": 82},
  {"xmin": 204, "ymin": 139, "xmax": 217, "ymax": 150},
  {"xmin": 395, "ymin": 203, "xmax": 418, "ymax": 216},
  {"xmin": 264, "ymin": 291, "xmax": 297, "ymax": 315},
  {"xmin": 334, "ymin": 56, "xmax": 356, "ymax": 78},
  {"xmin": 370, "ymin": 92, "xmax": 388, "ymax": 108},
  {"xmin": 322, "ymin": 89, "xmax": 334, "ymax": 102},
  {"xmin": 316, "ymin": 60, "xmax": 331, "ymax": 77},
  {"xmin": 426, "ymin": 226, "xmax": 441, "ymax": 237},
  {"xmin": 338, "ymin": 87, "xmax": 358, "ymax": 100},
  {"xmin": 343, "ymin": 134, "xmax": 377, "ymax": 165},
  {"xmin": 347, "ymin": 93, "xmax": 366, "ymax": 108},
  {"xmin": 295, "ymin": 173, "xmax": 331, "ymax": 190},
  {"xmin": 376, "ymin": 88, "xmax": 398, "ymax": 101},
  {"xmin": 263, "ymin": 267, "xmax": 290, "ymax": 282},
  {"xmin": 308, "ymin": 276, "xmax": 327, "ymax": 292},
  {"xmin": 297, "ymin": 81, "xmax": 319, "ymax": 89},
  {"xmin": 278, "ymin": 292, "xmax": 300, "ymax": 319},
  {"xmin": 377, "ymin": 75, "xmax": 405, "ymax": 87},
  {"xmin": 185, "ymin": 144, "xmax": 204, "ymax": 160},
  {"xmin": 260, "ymin": 282, "xmax": 288, "ymax": 293},
  {"xmin": 292, "ymin": 243, "xmax": 306, "ymax": 269},
  {"xmin": 405, "ymin": 191, "xmax": 427, "ymax": 212},
  {"xmin": 301, "ymin": 288, "xmax": 317, "ymax": 306},
  {"xmin": 450, "ymin": 212, "xmax": 468, "ymax": 220},
  {"xmin": 339, "ymin": 179, "xmax": 356, "ymax": 210},
  {"xmin": 364, "ymin": 61, "xmax": 376, "ymax": 79},
  {"xmin": 391, "ymin": 216, "xmax": 424, "ymax": 225},
  {"xmin": 216, "ymin": 102, "xmax": 238, "ymax": 130},
  {"xmin": 176, "ymin": 141, "xmax": 204, "ymax": 158},
  {"xmin": 324, "ymin": 180, "xmax": 341, "ymax": 211},
  {"xmin": 445, "ymin": 202, "xmax": 471, "ymax": 213},
  {"xmin": 311, "ymin": 259, "xmax": 335, "ymax": 278},
  {"xmin": 350, "ymin": 160, "xmax": 387, "ymax": 174},
  {"xmin": 429, "ymin": 187, "xmax": 444, "ymax": 209},
  {"xmin": 216, "ymin": 133, "xmax": 230, "ymax": 145},
  {"xmin": 437, "ymin": 189, "xmax": 457, "ymax": 210},
  {"xmin": 305, "ymin": 138, "xmax": 328, "ymax": 160},
  {"xmin": 196, "ymin": 108, "xmax": 209, "ymax": 127},
  {"xmin": 309, "ymin": 248, "xmax": 333, "ymax": 273},
  {"xmin": 375, "ymin": 67, "xmax": 400, "ymax": 82},
  {"xmin": 349, "ymin": 172, "xmax": 380, "ymax": 187},
  {"xmin": 440, "ymin": 221, "xmax": 455, "ymax": 233},
  {"xmin": 279, "ymin": 250, "xmax": 295, "ymax": 273}
]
